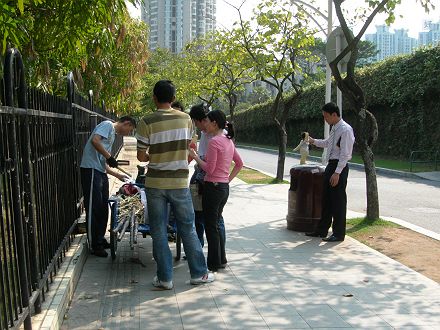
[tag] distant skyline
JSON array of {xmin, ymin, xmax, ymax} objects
[
  {"xmin": 215, "ymin": 0, "xmax": 440, "ymax": 39},
  {"xmin": 127, "ymin": 0, "xmax": 440, "ymax": 39}
]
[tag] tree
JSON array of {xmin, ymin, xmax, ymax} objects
[
  {"xmin": 356, "ymin": 40, "xmax": 378, "ymax": 66},
  {"xmin": 81, "ymin": 14, "xmax": 149, "ymax": 114},
  {"xmin": 185, "ymin": 31, "xmax": 255, "ymax": 121},
  {"xmin": 247, "ymin": 85, "xmax": 272, "ymax": 104},
  {"xmin": 1, "ymin": 0, "xmax": 148, "ymax": 113},
  {"xmin": 228, "ymin": 0, "xmax": 315, "ymax": 181},
  {"xmin": 329, "ymin": 0, "xmax": 434, "ymax": 219}
]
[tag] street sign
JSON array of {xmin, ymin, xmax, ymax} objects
[{"xmin": 325, "ymin": 26, "xmax": 354, "ymax": 73}]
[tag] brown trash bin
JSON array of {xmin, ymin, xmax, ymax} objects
[{"xmin": 286, "ymin": 165, "xmax": 325, "ymax": 232}]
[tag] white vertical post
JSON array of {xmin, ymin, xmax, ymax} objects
[
  {"xmin": 323, "ymin": 0, "xmax": 332, "ymax": 165},
  {"xmin": 336, "ymin": 31, "xmax": 343, "ymax": 118}
]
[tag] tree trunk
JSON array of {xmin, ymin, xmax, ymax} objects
[
  {"xmin": 276, "ymin": 125, "xmax": 287, "ymax": 181},
  {"xmin": 358, "ymin": 142, "xmax": 379, "ymax": 219},
  {"xmin": 355, "ymin": 108, "xmax": 380, "ymax": 219},
  {"xmin": 329, "ymin": 65, "xmax": 380, "ymax": 221},
  {"xmin": 228, "ymin": 92, "xmax": 237, "ymax": 122}
]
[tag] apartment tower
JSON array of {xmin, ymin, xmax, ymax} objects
[{"xmin": 141, "ymin": 0, "xmax": 216, "ymax": 53}]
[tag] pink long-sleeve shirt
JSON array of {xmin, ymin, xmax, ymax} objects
[{"xmin": 200, "ymin": 134, "xmax": 243, "ymax": 183}]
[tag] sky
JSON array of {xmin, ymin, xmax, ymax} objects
[
  {"xmin": 127, "ymin": 1, "xmax": 440, "ymax": 39},
  {"xmin": 215, "ymin": 0, "xmax": 440, "ymax": 39}
]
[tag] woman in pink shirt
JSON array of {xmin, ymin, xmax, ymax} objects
[{"xmin": 189, "ymin": 110, "xmax": 243, "ymax": 271}]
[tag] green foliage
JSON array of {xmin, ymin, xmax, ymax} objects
[
  {"xmin": 141, "ymin": 48, "xmax": 197, "ymax": 111},
  {"xmin": 1, "ymin": 0, "xmax": 147, "ymax": 114},
  {"xmin": 81, "ymin": 15, "xmax": 149, "ymax": 114},
  {"xmin": 246, "ymin": 86, "xmax": 272, "ymax": 104},
  {"xmin": 234, "ymin": 46, "xmax": 440, "ymax": 158}
]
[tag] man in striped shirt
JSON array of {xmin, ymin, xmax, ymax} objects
[{"xmin": 136, "ymin": 80, "xmax": 214, "ymax": 289}]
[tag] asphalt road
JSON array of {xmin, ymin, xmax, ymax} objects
[{"xmin": 237, "ymin": 147, "xmax": 440, "ymax": 235}]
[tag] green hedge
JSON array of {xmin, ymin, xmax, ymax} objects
[{"xmin": 234, "ymin": 45, "xmax": 440, "ymax": 158}]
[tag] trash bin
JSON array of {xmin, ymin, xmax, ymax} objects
[{"xmin": 286, "ymin": 165, "xmax": 325, "ymax": 232}]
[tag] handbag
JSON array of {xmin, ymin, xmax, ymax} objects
[{"xmin": 190, "ymin": 183, "xmax": 203, "ymax": 211}]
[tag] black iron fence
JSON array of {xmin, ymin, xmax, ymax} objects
[{"xmin": 0, "ymin": 49, "xmax": 123, "ymax": 329}]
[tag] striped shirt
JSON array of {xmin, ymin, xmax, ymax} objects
[{"xmin": 136, "ymin": 108, "xmax": 192, "ymax": 189}]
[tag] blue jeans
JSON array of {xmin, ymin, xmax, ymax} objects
[{"xmin": 146, "ymin": 187, "xmax": 208, "ymax": 282}]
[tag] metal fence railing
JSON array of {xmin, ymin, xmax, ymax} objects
[
  {"xmin": 0, "ymin": 49, "xmax": 123, "ymax": 330},
  {"xmin": 409, "ymin": 150, "xmax": 439, "ymax": 172}
]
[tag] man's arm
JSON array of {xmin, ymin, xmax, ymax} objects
[
  {"xmin": 135, "ymin": 119, "xmax": 150, "ymax": 162},
  {"xmin": 137, "ymin": 149, "xmax": 150, "ymax": 162},
  {"xmin": 335, "ymin": 129, "xmax": 355, "ymax": 174},
  {"xmin": 91, "ymin": 134, "xmax": 118, "ymax": 167},
  {"xmin": 106, "ymin": 164, "xmax": 129, "ymax": 181},
  {"xmin": 309, "ymin": 136, "xmax": 328, "ymax": 149},
  {"xmin": 91, "ymin": 134, "xmax": 112, "ymax": 160}
]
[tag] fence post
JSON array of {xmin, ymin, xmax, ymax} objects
[
  {"xmin": 88, "ymin": 90, "xmax": 97, "ymax": 129},
  {"xmin": 67, "ymin": 72, "xmax": 81, "ymax": 217},
  {"xmin": 4, "ymin": 48, "xmax": 33, "ymax": 330}
]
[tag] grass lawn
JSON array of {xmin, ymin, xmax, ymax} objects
[
  {"xmin": 237, "ymin": 142, "xmax": 437, "ymax": 173},
  {"xmin": 236, "ymin": 166, "xmax": 289, "ymax": 184},
  {"xmin": 346, "ymin": 217, "xmax": 401, "ymax": 239}
]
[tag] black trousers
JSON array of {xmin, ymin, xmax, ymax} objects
[
  {"xmin": 80, "ymin": 168, "xmax": 109, "ymax": 250},
  {"xmin": 202, "ymin": 182, "xmax": 229, "ymax": 270},
  {"xmin": 315, "ymin": 160, "xmax": 349, "ymax": 238}
]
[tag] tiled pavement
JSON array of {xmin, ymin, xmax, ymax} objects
[{"xmin": 61, "ymin": 140, "xmax": 440, "ymax": 329}]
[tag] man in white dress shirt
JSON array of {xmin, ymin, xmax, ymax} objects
[{"xmin": 306, "ymin": 102, "xmax": 355, "ymax": 242}]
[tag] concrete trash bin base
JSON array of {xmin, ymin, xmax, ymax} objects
[{"xmin": 286, "ymin": 165, "xmax": 325, "ymax": 232}]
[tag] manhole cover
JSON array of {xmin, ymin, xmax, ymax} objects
[{"xmin": 408, "ymin": 207, "xmax": 440, "ymax": 214}]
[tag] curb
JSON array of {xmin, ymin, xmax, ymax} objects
[
  {"xmin": 238, "ymin": 147, "xmax": 440, "ymax": 241},
  {"xmin": 347, "ymin": 210, "xmax": 440, "ymax": 241},
  {"xmin": 236, "ymin": 144, "xmax": 421, "ymax": 180},
  {"xmin": 32, "ymin": 235, "xmax": 88, "ymax": 330}
]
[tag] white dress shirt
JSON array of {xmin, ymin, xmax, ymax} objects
[{"xmin": 313, "ymin": 119, "xmax": 355, "ymax": 174}]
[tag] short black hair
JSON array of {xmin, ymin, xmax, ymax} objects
[
  {"xmin": 153, "ymin": 80, "xmax": 176, "ymax": 103},
  {"xmin": 189, "ymin": 103, "xmax": 208, "ymax": 121},
  {"xmin": 118, "ymin": 116, "xmax": 136, "ymax": 127},
  {"xmin": 171, "ymin": 101, "xmax": 185, "ymax": 112},
  {"xmin": 322, "ymin": 102, "xmax": 340, "ymax": 117}
]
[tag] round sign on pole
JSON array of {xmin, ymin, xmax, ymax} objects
[{"xmin": 325, "ymin": 26, "xmax": 353, "ymax": 73}]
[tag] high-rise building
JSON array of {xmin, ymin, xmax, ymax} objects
[
  {"xmin": 419, "ymin": 20, "xmax": 440, "ymax": 47},
  {"xmin": 141, "ymin": 0, "xmax": 216, "ymax": 53},
  {"xmin": 365, "ymin": 25, "xmax": 417, "ymax": 62},
  {"xmin": 394, "ymin": 29, "xmax": 418, "ymax": 55}
]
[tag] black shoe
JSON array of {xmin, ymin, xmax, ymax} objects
[
  {"xmin": 305, "ymin": 232, "xmax": 326, "ymax": 238},
  {"xmin": 92, "ymin": 247, "xmax": 108, "ymax": 258},
  {"xmin": 322, "ymin": 235, "xmax": 344, "ymax": 242},
  {"xmin": 101, "ymin": 240, "xmax": 111, "ymax": 249}
]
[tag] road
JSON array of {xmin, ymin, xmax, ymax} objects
[{"xmin": 237, "ymin": 147, "xmax": 440, "ymax": 235}]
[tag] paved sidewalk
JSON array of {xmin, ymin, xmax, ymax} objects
[{"xmin": 62, "ymin": 141, "xmax": 440, "ymax": 329}]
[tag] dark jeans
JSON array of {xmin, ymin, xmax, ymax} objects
[
  {"xmin": 202, "ymin": 182, "xmax": 229, "ymax": 270},
  {"xmin": 316, "ymin": 160, "xmax": 349, "ymax": 238},
  {"xmin": 194, "ymin": 211, "xmax": 225, "ymax": 248},
  {"xmin": 80, "ymin": 168, "xmax": 109, "ymax": 250},
  {"xmin": 190, "ymin": 167, "xmax": 226, "ymax": 248}
]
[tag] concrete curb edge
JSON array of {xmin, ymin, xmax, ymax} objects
[
  {"xmin": 236, "ymin": 144, "xmax": 421, "ymax": 180},
  {"xmin": 32, "ymin": 234, "xmax": 88, "ymax": 330}
]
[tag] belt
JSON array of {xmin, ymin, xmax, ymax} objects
[
  {"xmin": 205, "ymin": 181, "xmax": 229, "ymax": 187},
  {"xmin": 328, "ymin": 159, "xmax": 339, "ymax": 163}
]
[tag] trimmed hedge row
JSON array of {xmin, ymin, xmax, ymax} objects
[{"xmin": 234, "ymin": 45, "xmax": 440, "ymax": 158}]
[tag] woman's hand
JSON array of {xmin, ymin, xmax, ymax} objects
[{"xmin": 189, "ymin": 148, "xmax": 198, "ymax": 160}]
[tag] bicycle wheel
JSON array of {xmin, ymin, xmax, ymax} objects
[{"xmin": 110, "ymin": 201, "xmax": 118, "ymax": 260}]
